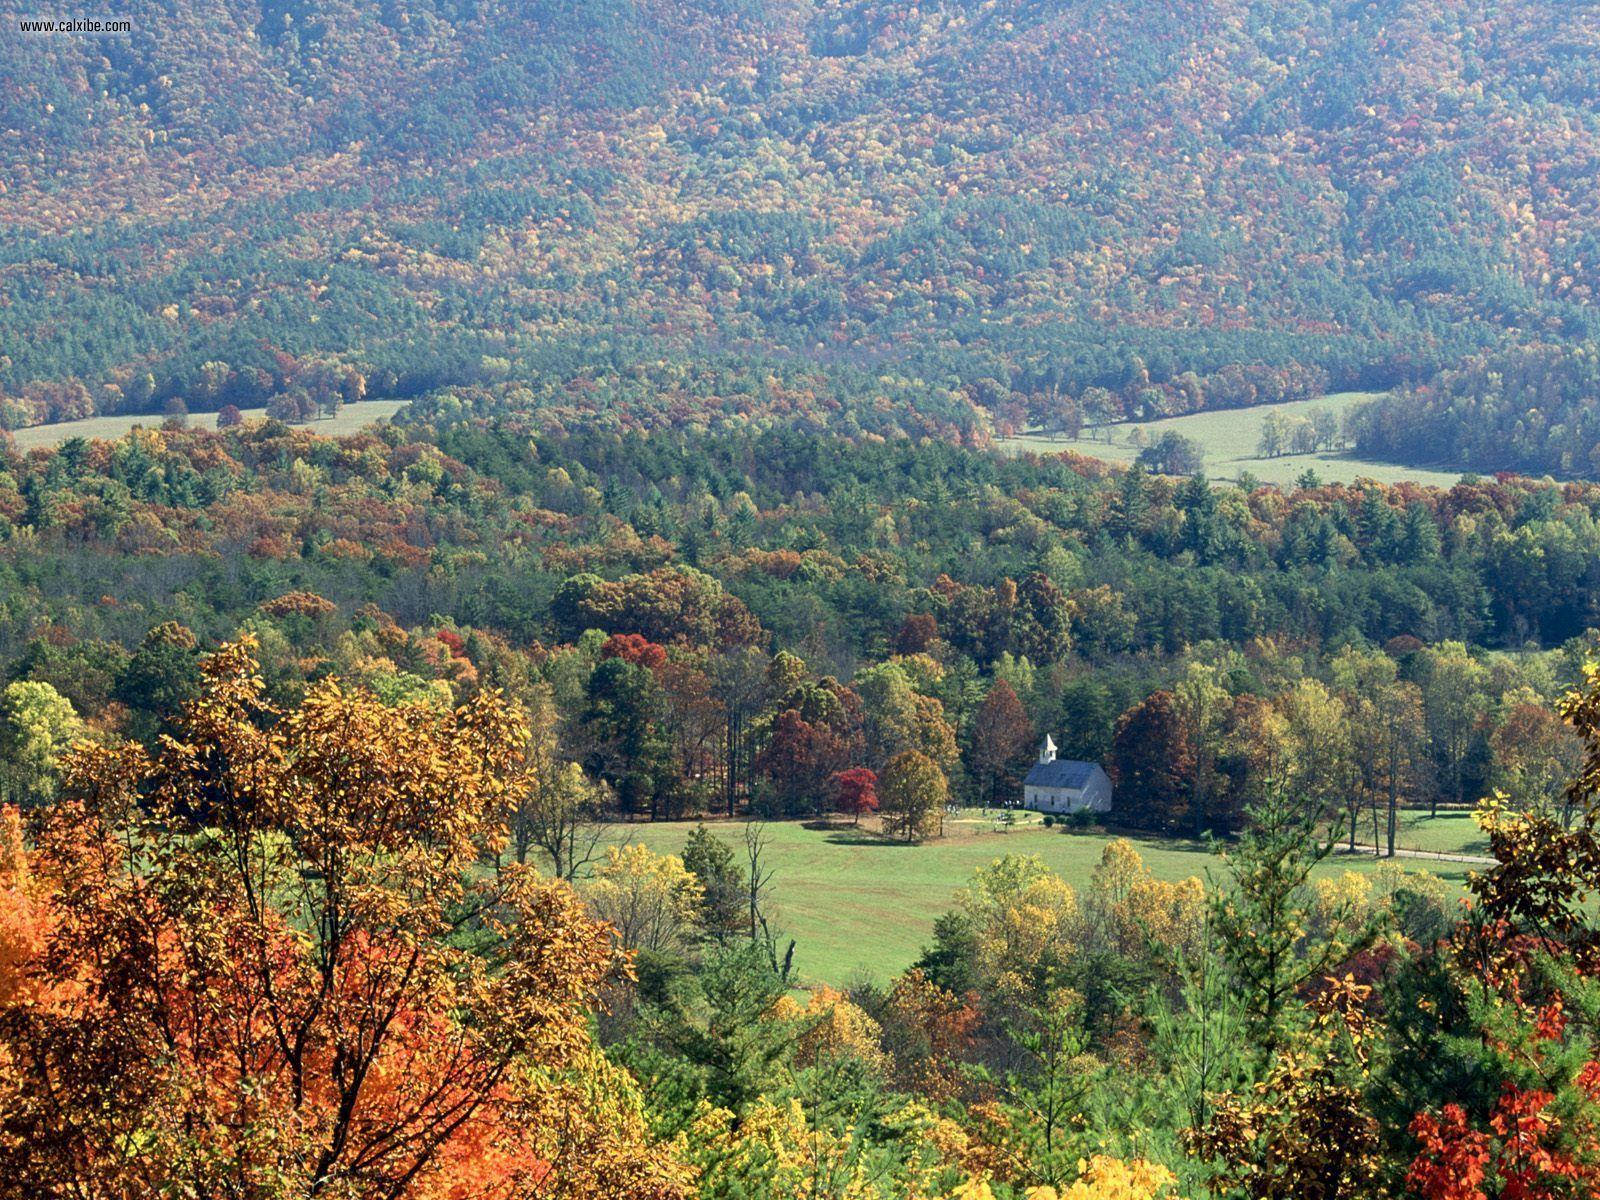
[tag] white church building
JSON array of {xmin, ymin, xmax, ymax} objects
[{"xmin": 1021, "ymin": 736, "xmax": 1113, "ymax": 815}]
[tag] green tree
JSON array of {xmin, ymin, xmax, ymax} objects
[
  {"xmin": 682, "ymin": 824, "xmax": 747, "ymax": 941},
  {"xmin": 676, "ymin": 941, "xmax": 796, "ymax": 1114},
  {"xmin": 1213, "ymin": 781, "xmax": 1368, "ymax": 1065},
  {"xmin": 113, "ymin": 621, "xmax": 202, "ymax": 744},
  {"xmin": 1258, "ymin": 411, "xmax": 1291, "ymax": 458},
  {"xmin": 1334, "ymin": 647, "xmax": 1428, "ymax": 855},
  {"xmin": 878, "ymin": 750, "xmax": 948, "ymax": 842},
  {"xmin": 980, "ymin": 993, "xmax": 1091, "ymax": 1192},
  {"xmin": 583, "ymin": 656, "xmax": 674, "ymax": 819},
  {"xmin": 0, "ymin": 681, "xmax": 82, "ymax": 807},
  {"xmin": 1278, "ymin": 677, "xmax": 1356, "ymax": 827},
  {"xmin": 1418, "ymin": 642, "xmax": 1488, "ymax": 814},
  {"xmin": 855, "ymin": 662, "xmax": 922, "ymax": 768},
  {"xmin": 1144, "ymin": 910, "xmax": 1251, "ymax": 1137},
  {"xmin": 1173, "ymin": 663, "xmax": 1231, "ymax": 836}
]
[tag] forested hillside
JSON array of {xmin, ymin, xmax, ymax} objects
[
  {"xmin": 4, "ymin": 416, "xmax": 1599, "ymax": 829},
  {"xmin": 13, "ymin": 6, "xmax": 1600, "ymax": 1195},
  {"xmin": 3, "ymin": 0, "xmax": 1598, "ymax": 440},
  {"xmin": 1351, "ymin": 341, "xmax": 1600, "ymax": 478}
]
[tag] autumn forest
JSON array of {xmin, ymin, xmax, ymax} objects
[{"xmin": 4, "ymin": 3, "xmax": 1600, "ymax": 1199}]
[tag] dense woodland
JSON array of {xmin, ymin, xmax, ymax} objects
[
  {"xmin": 7, "ymin": 1, "xmax": 1600, "ymax": 1195},
  {"xmin": 2, "ymin": 1, "xmax": 1599, "ymax": 462},
  {"xmin": 1351, "ymin": 342, "xmax": 1600, "ymax": 479},
  {"xmin": 3, "ymin": 417, "xmax": 1599, "ymax": 826},
  {"xmin": 4, "ymin": 415, "xmax": 1600, "ymax": 1196}
]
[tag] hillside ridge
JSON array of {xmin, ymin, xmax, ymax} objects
[{"xmin": 3, "ymin": 1, "xmax": 1597, "ymax": 445}]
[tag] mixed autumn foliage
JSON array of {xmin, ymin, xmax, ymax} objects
[
  {"xmin": 3, "ymin": 2, "xmax": 1600, "ymax": 467},
  {"xmin": 0, "ymin": 639, "xmax": 690, "ymax": 1198},
  {"xmin": 5, "ymin": 2, "xmax": 1600, "ymax": 1193},
  {"xmin": 1, "ymin": 415, "xmax": 1600, "ymax": 1196},
  {"xmin": 6, "ymin": 633, "xmax": 1600, "ymax": 1196},
  {"xmin": 2, "ymin": 417, "xmax": 1598, "ymax": 836},
  {"xmin": 1351, "ymin": 342, "xmax": 1600, "ymax": 480}
]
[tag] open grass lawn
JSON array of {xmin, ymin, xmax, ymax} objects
[
  {"xmin": 1327, "ymin": 808, "xmax": 1492, "ymax": 857},
  {"xmin": 999, "ymin": 392, "xmax": 1467, "ymax": 488},
  {"xmin": 601, "ymin": 813, "xmax": 1469, "ymax": 986},
  {"xmin": 1390, "ymin": 809, "xmax": 1493, "ymax": 857},
  {"xmin": 10, "ymin": 399, "xmax": 410, "ymax": 450}
]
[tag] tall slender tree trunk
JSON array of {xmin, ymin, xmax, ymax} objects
[{"xmin": 725, "ymin": 709, "xmax": 740, "ymax": 818}]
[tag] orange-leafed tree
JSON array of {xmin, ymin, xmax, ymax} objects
[
  {"xmin": 879, "ymin": 968, "xmax": 980, "ymax": 1102},
  {"xmin": 0, "ymin": 637, "xmax": 692, "ymax": 1200}
]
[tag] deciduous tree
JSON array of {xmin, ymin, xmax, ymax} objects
[
  {"xmin": 969, "ymin": 679, "xmax": 1035, "ymax": 809},
  {"xmin": 879, "ymin": 749, "xmax": 949, "ymax": 843},
  {"xmin": 831, "ymin": 766, "xmax": 878, "ymax": 824},
  {"xmin": 0, "ymin": 680, "xmax": 81, "ymax": 807},
  {"xmin": 585, "ymin": 843, "xmax": 704, "ymax": 957},
  {"xmin": 1109, "ymin": 691, "xmax": 1195, "ymax": 833},
  {"xmin": 0, "ymin": 638, "xmax": 691, "ymax": 1199}
]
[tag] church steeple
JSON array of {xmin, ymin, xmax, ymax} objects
[{"xmin": 1038, "ymin": 734, "xmax": 1057, "ymax": 764}]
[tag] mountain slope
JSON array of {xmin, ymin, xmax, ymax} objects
[{"xmin": 2, "ymin": 0, "xmax": 1597, "ymax": 440}]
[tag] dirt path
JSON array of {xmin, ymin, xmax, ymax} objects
[{"xmin": 1334, "ymin": 844, "xmax": 1496, "ymax": 866}]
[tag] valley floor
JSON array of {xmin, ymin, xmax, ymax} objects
[
  {"xmin": 1000, "ymin": 391, "xmax": 1469, "ymax": 487},
  {"xmin": 600, "ymin": 810, "xmax": 1475, "ymax": 986},
  {"xmin": 8, "ymin": 399, "xmax": 410, "ymax": 450}
]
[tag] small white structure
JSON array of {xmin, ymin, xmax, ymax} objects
[{"xmin": 1022, "ymin": 736, "xmax": 1113, "ymax": 815}]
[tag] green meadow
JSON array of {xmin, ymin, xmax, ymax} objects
[
  {"xmin": 9, "ymin": 399, "xmax": 410, "ymax": 450},
  {"xmin": 1000, "ymin": 392, "xmax": 1468, "ymax": 488},
  {"xmin": 600, "ymin": 813, "xmax": 1472, "ymax": 986}
]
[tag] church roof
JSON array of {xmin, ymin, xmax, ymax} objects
[{"xmin": 1023, "ymin": 759, "xmax": 1102, "ymax": 789}]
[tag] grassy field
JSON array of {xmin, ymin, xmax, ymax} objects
[
  {"xmin": 10, "ymin": 399, "xmax": 410, "ymax": 450},
  {"xmin": 1390, "ymin": 809, "xmax": 1492, "ymax": 857},
  {"xmin": 600, "ymin": 813, "xmax": 1470, "ymax": 986},
  {"xmin": 1327, "ymin": 809, "xmax": 1491, "ymax": 858},
  {"xmin": 1000, "ymin": 392, "xmax": 1467, "ymax": 488}
]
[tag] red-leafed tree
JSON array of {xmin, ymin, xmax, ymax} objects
[
  {"xmin": 832, "ymin": 766, "xmax": 878, "ymax": 824},
  {"xmin": 896, "ymin": 614, "xmax": 939, "ymax": 655},
  {"xmin": 756, "ymin": 708, "xmax": 846, "ymax": 817},
  {"xmin": 602, "ymin": 632, "xmax": 669, "ymax": 672},
  {"xmin": 1406, "ymin": 664, "xmax": 1600, "ymax": 1199}
]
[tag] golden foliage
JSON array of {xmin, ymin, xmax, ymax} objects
[
  {"xmin": 1026, "ymin": 1155, "xmax": 1180, "ymax": 1200},
  {"xmin": 0, "ymin": 639, "xmax": 689, "ymax": 1199},
  {"xmin": 771, "ymin": 985, "xmax": 891, "ymax": 1074},
  {"xmin": 585, "ymin": 843, "xmax": 704, "ymax": 955}
]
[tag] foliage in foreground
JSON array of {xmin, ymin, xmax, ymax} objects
[
  {"xmin": 0, "ymin": 639, "xmax": 691, "ymax": 1198},
  {"xmin": 6, "ymin": 624, "xmax": 1600, "ymax": 1198}
]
